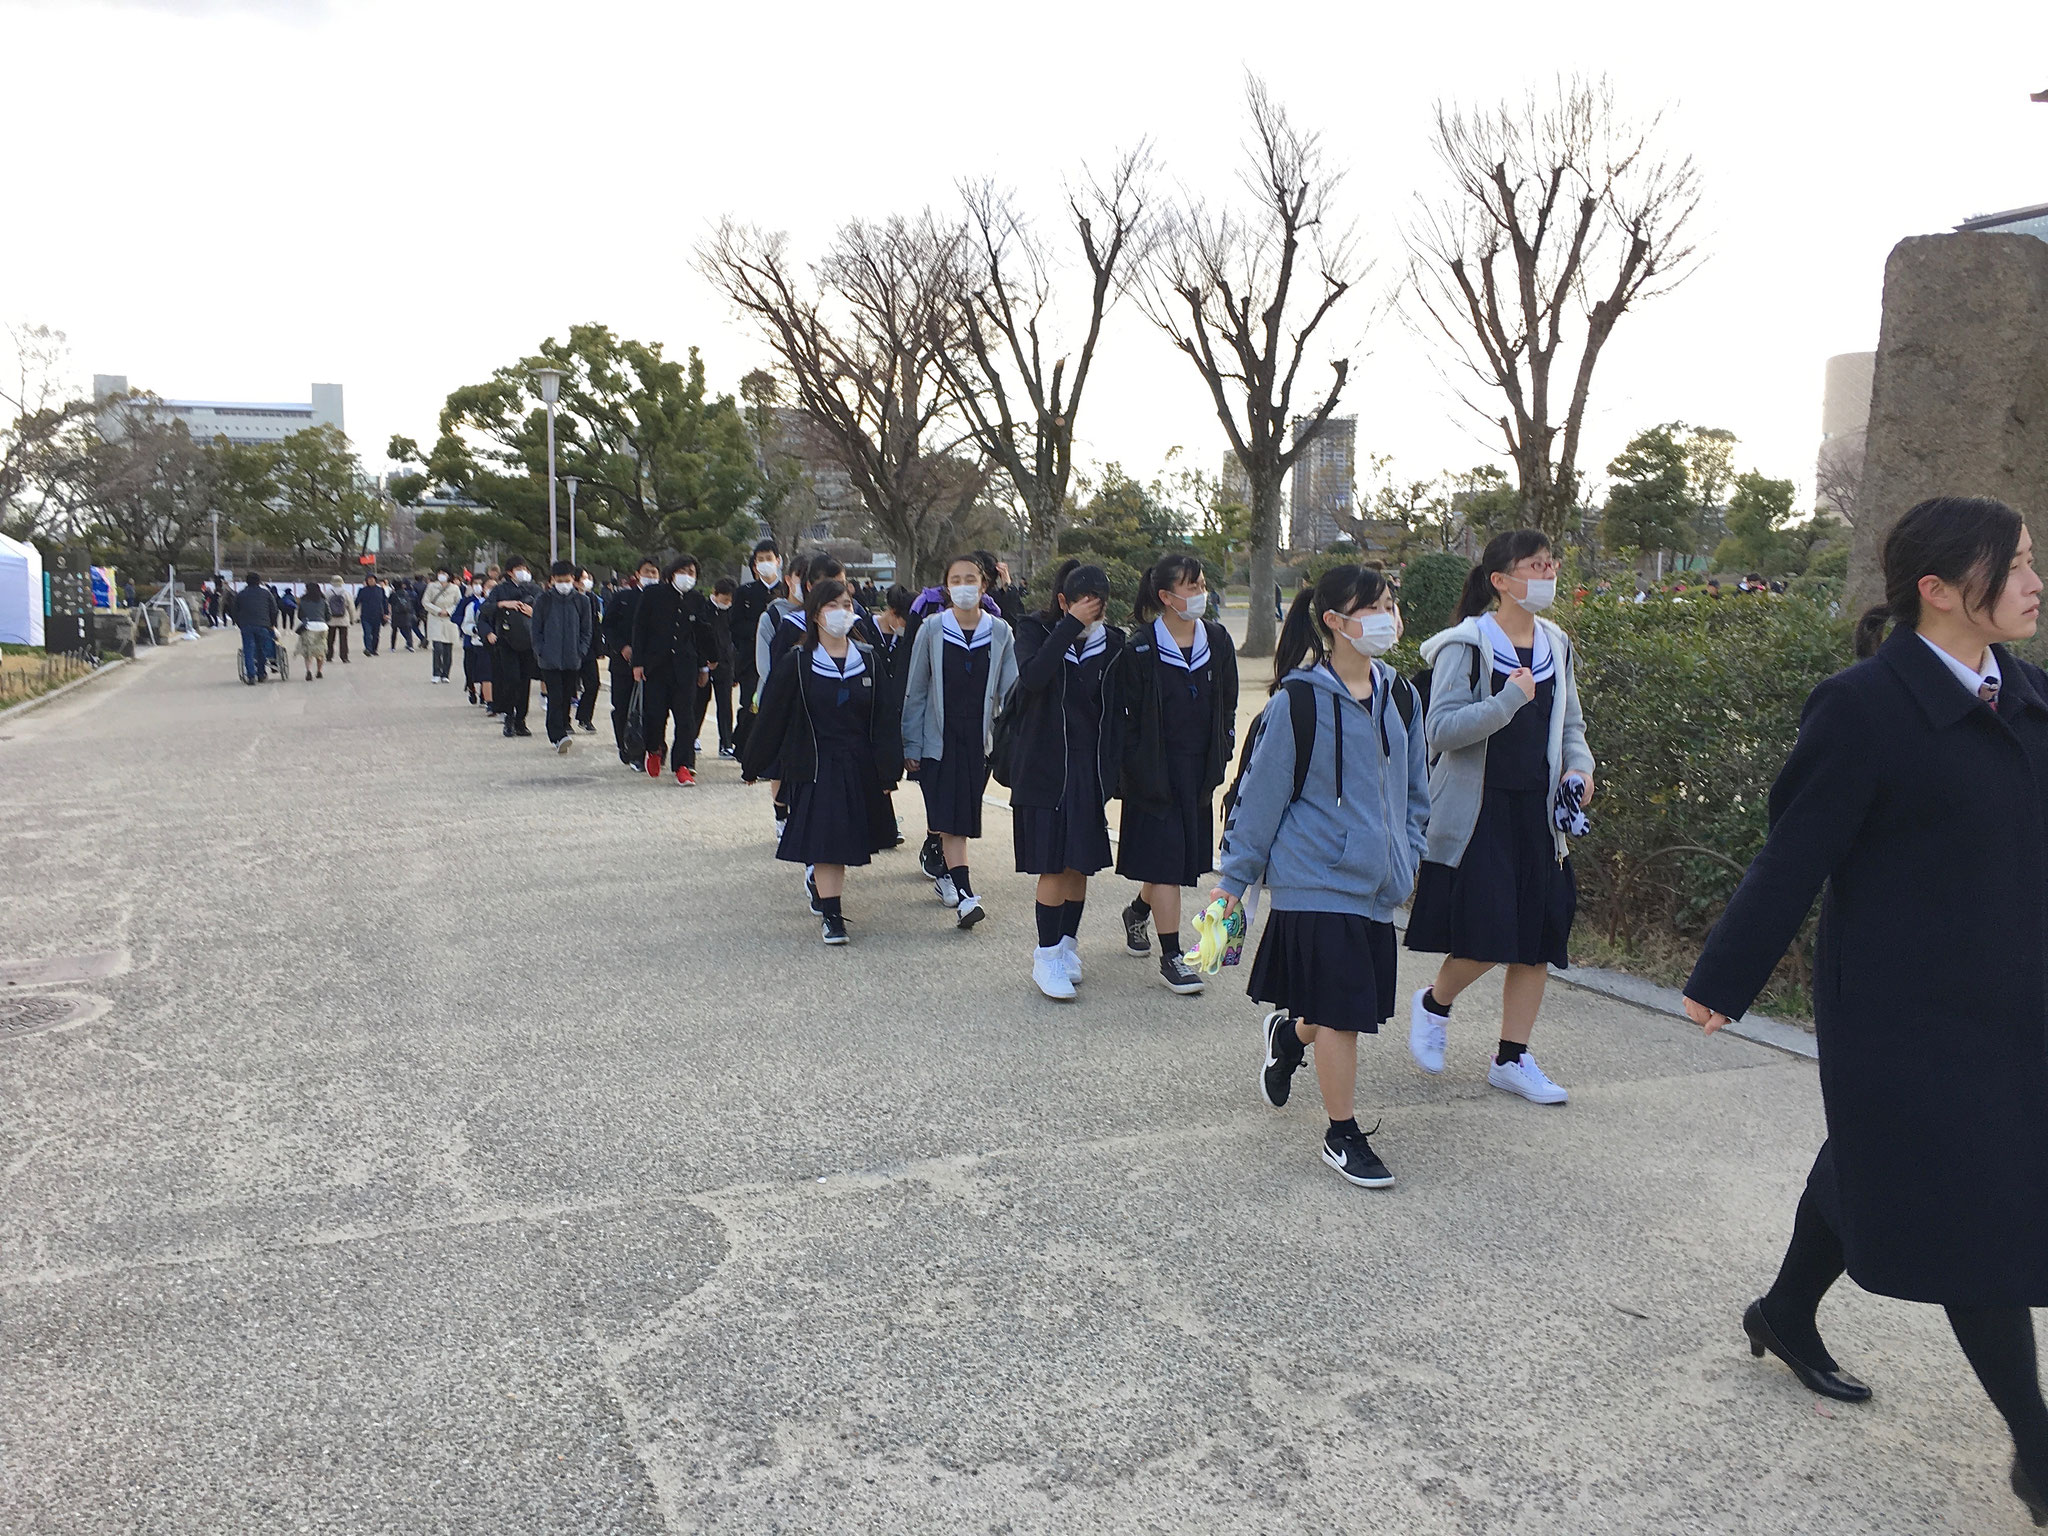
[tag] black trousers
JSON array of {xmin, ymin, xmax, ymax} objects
[
  {"xmin": 733, "ymin": 670, "xmax": 759, "ymax": 756},
  {"xmin": 431, "ymin": 640, "xmax": 453, "ymax": 679},
  {"xmin": 541, "ymin": 667, "xmax": 577, "ymax": 743},
  {"xmin": 610, "ymin": 657, "xmax": 636, "ymax": 760},
  {"xmin": 641, "ymin": 665, "xmax": 695, "ymax": 769},
  {"xmin": 696, "ymin": 662, "xmax": 733, "ymax": 749},
  {"xmin": 496, "ymin": 646, "xmax": 537, "ymax": 724},
  {"xmin": 576, "ymin": 653, "xmax": 600, "ymax": 727}
]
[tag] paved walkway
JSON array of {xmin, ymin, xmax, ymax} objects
[{"xmin": 0, "ymin": 633, "xmax": 2027, "ymax": 1533}]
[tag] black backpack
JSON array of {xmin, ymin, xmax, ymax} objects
[{"xmin": 1222, "ymin": 673, "xmax": 1416, "ymax": 817}]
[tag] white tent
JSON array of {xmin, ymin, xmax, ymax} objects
[{"xmin": 0, "ymin": 533, "xmax": 44, "ymax": 646}]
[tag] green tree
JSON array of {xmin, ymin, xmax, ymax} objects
[
  {"xmin": 420, "ymin": 325, "xmax": 760, "ymax": 571},
  {"xmin": 1601, "ymin": 426, "xmax": 1693, "ymax": 557},
  {"xmin": 265, "ymin": 423, "xmax": 382, "ymax": 566},
  {"xmin": 1449, "ymin": 464, "xmax": 1520, "ymax": 545},
  {"xmin": 83, "ymin": 395, "xmax": 252, "ymax": 577},
  {"xmin": 1712, "ymin": 469, "xmax": 1799, "ymax": 574}
]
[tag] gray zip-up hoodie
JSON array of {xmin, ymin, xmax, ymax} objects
[
  {"xmin": 1215, "ymin": 662, "xmax": 1430, "ymax": 920},
  {"xmin": 1417, "ymin": 614, "xmax": 1594, "ymax": 866}
]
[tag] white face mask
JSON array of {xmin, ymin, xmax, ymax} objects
[
  {"xmin": 948, "ymin": 584, "xmax": 981, "ymax": 611},
  {"xmin": 579, "ymin": 577, "xmax": 593, "ymax": 592},
  {"xmin": 789, "ymin": 579, "xmax": 804, "ymax": 601},
  {"xmin": 436, "ymin": 575, "xmax": 449, "ymax": 584},
  {"xmin": 641, "ymin": 574, "xmax": 659, "ymax": 588},
  {"xmin": 511, "ymin": 570, "xmax": 529, "ymax": 585},
  {"xmin": 713, "ymin": 599, "xmax": 731, "ymax": 612},
  {"xmin": 674, "ymin": 573, "xmax": 696, "ymax": 593},
  {"xmin": 756, "ymin": 561, "xmax": 780, "ymax": 585},
  {"xmin": 1338, "ymin": 612, "xmax": 1399, "ymax": 657},
  {"xmin": 820, "ymin": 608, "xmax": 857, "ymax": 638},
  {"xmin": 551, "ymin": 580, "xmax": 572, "ymax": 594},
  {"xmin": 1174, "ymin": 591, "xmax": 1209, "ymax": 621},
  {"xmin": 1514, "ymin": 576, "xmax": 1557, "ymax": 613}
]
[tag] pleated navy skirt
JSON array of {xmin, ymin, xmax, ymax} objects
[
  {"xmin": 1405, "ymin": 786, "xmax": 1575, "ymax": 967},
  {"xmin": 779, "ymin": 749, "xmax": 889, "ymax": 868},
  {"xmin": 1248, "ymin": 910, "xmax": 1398, "ymax": 1033},
  {"xmin": 1115, "ymin": 749, "xmax": 1213, "ymax": 887}
]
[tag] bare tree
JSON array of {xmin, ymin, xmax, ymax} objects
[
  {"xmin": 0, "ymin": 324, "xmax": 95, "ymax": 543},
  {"xmin": 941, "ymin": 151, "xmax": 1152, "ymax": 576},
  {"xmin": 1814, "ymin": 442, "xmax": 1862, "ymax": 527},
  {"xmin": 1407, "ymin": 75, "xmax": 1702, "ymax": 538},
  {"xmin": 1146, "ymin": 77, "xmax": 1361, "ymax": 656},
  {"xmin": 698, "ymin": 213, "xmax": 988, "ymax": 582}
]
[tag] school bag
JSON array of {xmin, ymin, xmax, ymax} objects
[
  {"xmin": 326, "ymin": 591, "xmax": 347, "ymax": 621},
  {"xmin": 1221, "ymin": 672, "xmax": 1415, "ymax": 818},
  {"xmin": 624, "ymin": 682, "xmax": 646, "ymax": 759},
  {"xmin": 987, "ymin": 690, "xmax": 1023, "ymax": 787}
]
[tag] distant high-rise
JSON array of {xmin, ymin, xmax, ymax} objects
[
  {"xmin": 92, "ymin": 375, "xmax": 343, "ymax": 446},
  {"xmin": 1289, "ymin": 415, "xmax": 1355, "ymax": 553},
  {"xmin": 1219, "ymin": 452, "xmax": 1251, "ymax": 512},
  {"xmin": 1817, "ymin": 353, "xmax": 1873, "ymax": 524}
]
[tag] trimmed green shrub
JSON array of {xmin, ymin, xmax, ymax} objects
[{"xmin": 1401, "ymin": 551, "xmax": 1471, "ymax": 641}]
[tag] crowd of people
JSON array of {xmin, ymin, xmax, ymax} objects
[{"xmin": 209, "ymin": 497, "xmax": 2048, "ymax": 1523}]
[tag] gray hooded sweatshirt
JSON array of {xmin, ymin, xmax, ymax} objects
[
  {"xmin": 1416, "ymin": 614, "xmax": 1594, "ymax": 867},
  {"xmin": 1215, "ymin": 662, "xmax": 1430, "ymax": 920}
]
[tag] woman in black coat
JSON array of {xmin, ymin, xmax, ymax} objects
[
  {"xmin": 1008, "ymin": 562, "xmax": 1125, "ymax": 1000},
  {"xmin": 1684, "ymin": 496, "xmax": 2048, "ymax": 1526}
]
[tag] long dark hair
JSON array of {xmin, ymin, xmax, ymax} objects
[
  {"xmin": 1855, "ymin": 496, "xmax": 2025, "ymax": 658},
  {"xmin": 803, "ymin": 578, "xmax": 852, "ymax": 646},
  {"xmin": 1454, "ymin": 529, "xmax": 1553, "ymax": 621},
  {"xmin": 1134, "ymin": 552, "xmax": 1206, "ymax": 623},
  {"xmin": 1273, "ymin": 564, "xmax": 1390, "ymax": 694},
  {"xmin": 1038, "ymin": 558, "xmax": 1081, "ymax": 622}
]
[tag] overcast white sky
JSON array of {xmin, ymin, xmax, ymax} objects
[{"xmin": 4, "ymin": 0, "xmax": 2044, "ymax": 510}]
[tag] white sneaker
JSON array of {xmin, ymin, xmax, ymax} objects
[
  {"xmin": 934, "ymin": 874, "xmax": 960, "ymax": 909},
  {"xmin": 555, "ymin": 736, "xmax": 573, "ymax": 755},
  {"xmin": 1057, "ymin": 934, "xmax": 1083, "ymax": 985},
  {"xmin": 1032, "ymin": 946, "xmax": 1076, "ymax": 1000},
  {"xmin": 1408, "ymin": 989, "xmax": 1447, "ymax": 1075},
  {"xmin": 955, "ymin": 893, "xmax": 986, "ymax": 930},
  {"xmin": 1488, "ymin": 1049, "xmax": 1569, "ymax": 1105}
]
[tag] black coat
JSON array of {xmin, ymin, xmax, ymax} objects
[
  {"xmin": 1008, "ymin": 613, "xmax": 1126, "ymax": 811},
  {"xmin": 231, "ymin": 585, "xmax": 278, "ymax": 629},
  {"xmin": 631, "ymin": 584, "xmax": 720, "ymax": 677},
  {"xmin": 529, "ymin": 587, "xmax": 594, "ymax": 671},
  {"xmin": 1110, "ymin": 618, "xmax": 1239, "ymax": 818},
  {"xmin": 1686, "ymin": 626, "xmax": 2048, "ymax": 1305},
  {"xmin": 480, "ymin": 578, "xmax": 539, "ymax": 651},
  {"xmin": 741, "ymin": 643, "xmax": 904, "ymax": 791},
  {"xmin": 603, "ymin": 585, "xmax": 643, "ymax": 659},
  {"xmin": 356, "ymin": 585, "xmax": 390, "ymax": 626},
  {"xmin": 729, "ymin": 578, "xmax": 778, "ymax": 686}
]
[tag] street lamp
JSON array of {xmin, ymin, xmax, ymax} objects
[
  {"xmin": 564, "ymin": 475, "xmax": 579, "ymax": 565},
  {"xmin": 535, "ymin": 367, "xmax": 565, "ymax": 564}
]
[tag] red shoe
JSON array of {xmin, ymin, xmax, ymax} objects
[
  {"xmin": 674, "ymin": 765, "xmax": 695, "ymax": 786},
  {"xmin": 644, "ymin": 752, "xmax": 662, "ymax": 778}
]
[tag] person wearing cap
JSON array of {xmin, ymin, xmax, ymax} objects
[{"xmin": 1007, "ymin": 561, "xmax": 1125, "ymax": 999}]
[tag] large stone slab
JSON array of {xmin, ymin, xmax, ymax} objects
[{"xmin": 1850, "ymin": 233, "xmax": 2048, "ymax": 607}]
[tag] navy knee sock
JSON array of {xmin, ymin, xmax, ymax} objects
[{"xmin": 1035, "ymin": 903, "xmax": 1062, "ymax": 948}]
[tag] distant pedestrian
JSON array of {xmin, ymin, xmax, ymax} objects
[
  {"xmin": 729, "ymin": 539, "xmax": 781, "ymax": 760},
  {"xmin": 422, "ymin": 568, "xmax": 460, "ymax": 683},
  {"xmin": 356, "ymin": 575, "xmax": 389, "ymax": 656},
  {"xmin": 388, "ymin": 580, "xmax": 417, "ymax": 651},
  {"xmin": 604, "ymin": 557, "xmax": 658, "ymax": 767},
  {"xmin": 531, "ymin": 559, "xmax": 594, "ymax": 754},
  {"xmin": 232, "ymin": 570, "xmax": 280, "ymax": 684},
  {"xmin": 455, "ymin": 579, "xmax": 489, "ymax": 705},
  {"xmin": 698, "ymin": 577, "xmax": 738, "ymax": 757},
  {"xmin": 324, "ymin": 577, "xmax": 355, "ymax": 664},
  {"xmin": 481, "ymin": 559, "xmax": 540, "ymax": 738},
  {"xmin": 295, "ymin": 581, "xmax": 329, "ymax": 680},
  {"xmin": 631, "ymin": 555, "xmax": 720, "ymax": 784},
  {"xmin": 573, "ymin": 569, "xmax": 602, "ymax": 735}
]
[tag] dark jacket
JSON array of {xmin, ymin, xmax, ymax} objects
[
  {"xmin": 631, "ymin": 584, "xmax": 721, "ymax": 676},
  {"xmin": 1686, "ymin": 626, "xmax": 2048, "ymax": 1306},
  {"xmin": 741, "ymin": 642, "xmax": 904, "ymax": 791},
  {"xmin": 387, "ymin": 588, "xmax": 415, "ymax": 625},
  {"xmin": 729, "ymin": 577, "xmax": 778, "ymax": 686},
  {"xmin": 231, "ymin": 584, "xmax": 279, "ymax": 630},
  {"xmin": 530, "ymin": 586, "xmax": 594, "ymax": 672},
  {"xmin": 480, "ymin": 578, "xmax": 539, "ymax": 651},
  {"xmin": 1008, "ymin": 612, "xmax": 1126, "ymax": 811},
  {"xmin": 603, "ymin": 584, "xmax": 643, "ymax": 660},
  {"xmin": 356, "ymin": 584, "xmax": 390, "ymax": 626},
  {"xmin": 454, "ymin": 593, "xmax": 484, "ymax": 647},
  {"xmin": 1111, "ymin": 618, "xmax": 1240, "ymax": 817}
]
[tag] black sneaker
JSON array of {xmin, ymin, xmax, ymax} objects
[
  {"xmin": 821, "ymin": 913, "xmax": 849, "ymax": 946},
  {"xmin": 919, "ymin": 832, "xmax": 947, "ymax": 881},
  {"xmin": 719, "ymin": 743, "xmax": 737, "ymax": 759},
  {"xmin": 502, "ymin": 722, "xmax": 516, "ymax": 738},
  {"xmin": 1158, "ymin": 951, "xmax": 1204, "ymax": 995},
  {"xmin": 1322, "ymin": 1124, "xmax": 1394, "ymax": 1188},
  {"xmin": 1122, "ymin": 897, "xmax": 1152, "ymax": 956},
  {"xmin": 807, "ymin": 870, "xmax": 823, "ymax": 916},
  {"xmin": 512, "ymin": 724, "xmax": 533, "ymax": 738},
  {"xmin": 1260, "ymin": 1010, "xmax": 1306, "ymax": 1108}
]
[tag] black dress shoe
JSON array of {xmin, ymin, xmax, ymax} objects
[
  {"xmin": 1743, "ymin": 1299, "xmax": 1872, "ymax": 1402},
  {"xmin": 2014, "ymin": 1457, "xmax": 2048, "ymax": 1527}
]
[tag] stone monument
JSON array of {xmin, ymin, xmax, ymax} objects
[{"xmin": 1848, "ymin": 233, "xmax": 2048, "ymax": 608}]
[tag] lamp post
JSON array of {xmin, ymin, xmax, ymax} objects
[
  {"xmin": 564, "ymin": 475, "xmax": 579, "ymax": 565},
  {"xmin": 535, "ymin": 367, "xmax": 565, "ymax": 564}
]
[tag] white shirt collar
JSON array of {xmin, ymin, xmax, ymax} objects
[
  {"xmin": 1919, "ymin": 633, "xmax": 2001, "ymax": 700},
  {"xmin": 1153, "ymin": 615, "xmax": 1209, "ymax": 671}
]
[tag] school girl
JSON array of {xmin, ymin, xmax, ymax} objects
[
  {"xmin": 901, "ymin": 554, "xmax": 1019, "ymax": 929},
  {"xmin": 1111, "ymin": 553, "xmax": 1239, "ymax": 994},
  {"xmin": 1404, "ymin": 529, "xmax": 1594, "ymax": 1104},
  {"xmin": 740, "ymin": 580, "xmax": 904, "ymax": 945},
  {"xmin": 1213, "ymin": 565, "xmax": 1428, "ymax": 1186},
  {"xmin": 1684, "ymin": 498, "xmax": 2048, "ymax": 1526},
  {"xmin": 1008, "ymin": 562, "xmax": 1124, "ymax": 999}
]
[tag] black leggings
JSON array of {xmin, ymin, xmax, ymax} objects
[{"xmin": 1764, "ymin": 1181, "xmax": 2048, "ymax": 1480}]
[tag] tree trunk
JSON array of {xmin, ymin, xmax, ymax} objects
[{"xmin": 1242, "ymin": 468, "xmax": 1283, "ymax": 657}]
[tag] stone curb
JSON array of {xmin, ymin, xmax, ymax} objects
[{"xmin": 1546, "ymin": 962, "xmax": 1818, "ymax": 1060}]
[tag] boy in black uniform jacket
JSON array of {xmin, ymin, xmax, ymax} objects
[{"xmin": 604, "ymin": 558, "xmax": 659, "ymax": 765}]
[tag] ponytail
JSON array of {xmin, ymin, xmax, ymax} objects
[
  {"xmin": 1455, "ymin": 528, "xmax": 1554, "ymax": 622},
  {"xmin": 1272, "ymin": 588, "xmax": 1325, "ymax": 692},
  {"xmin": 1853, "ymin": 603, "xmax": 1892, "ymax": 659}
]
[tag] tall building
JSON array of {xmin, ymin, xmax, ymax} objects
[
  {"xmin": 1219, "ymin": 451, "xmax": 1251, "ymax": 513},
  {"xmin": 93, "ymin": 376, "xmax": 343, "ymax": 446},
  {"xmin": 1816, "ymin": 352, "xmax": 1873, "ymax": 523},
  {"xmin": 1955, "ymin": 202, "xmax": 2048, "ymax": 240},
  {"xmin": 1289, "ymin": 415, "xmax": 1355, "ymax": 553}
]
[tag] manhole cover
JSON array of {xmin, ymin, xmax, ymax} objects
[
  {"xmin": 496, "ymin": 775, "xmax": 604, "ymax": 789},
  {"xmin": 0, "ymin": 994, "xmax": 92, "ymax": 1042}
]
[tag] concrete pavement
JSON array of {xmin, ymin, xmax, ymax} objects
[{"xmin": 0, "ymin": 631, "xmax": 2029, "ymax": 1533}]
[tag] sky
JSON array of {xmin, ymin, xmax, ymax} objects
[{"xmin": 3, "ymin": 0, "xmax": 2045, "ymax": 514}]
